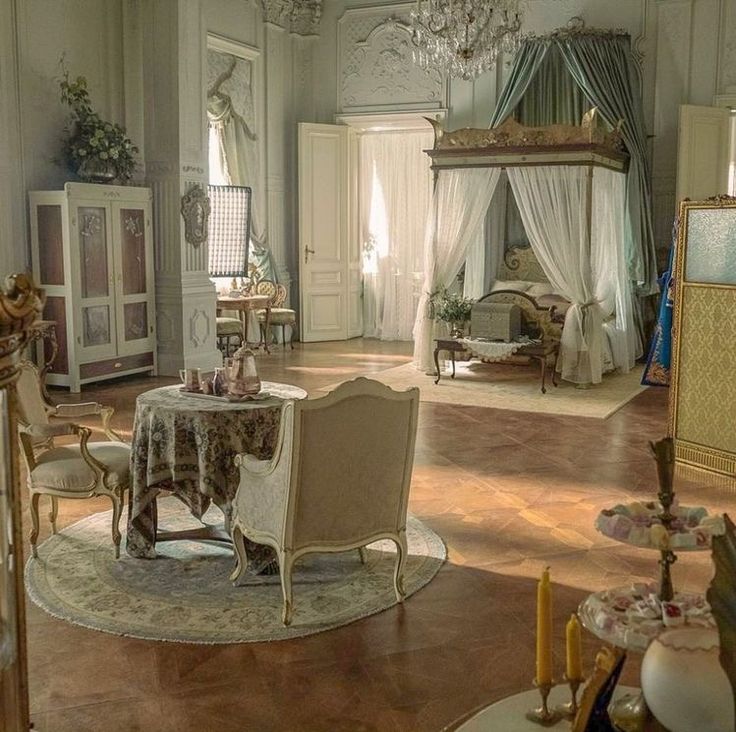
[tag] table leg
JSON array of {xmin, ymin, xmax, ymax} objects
[
  {"xmin": 451, "ymin": 350, "xmax": 456, "ymax": 379},
  {"xmin": 40, "ymin": 327, "xmax": 58, "ymax": 406},
  {"xmin": 262, "ymin": 306, "xmax": 271, "ymax": 354},
  {"xmin": 242, "ymin": 310, "xmax": 249, "ymax": 346},
  {"xmin": 535, "ymin": 356, "xmax": 547, "ymax": 394},
  {"xmin": 434, "ymin": 346, "xmax": 441, "ymax": 384}
]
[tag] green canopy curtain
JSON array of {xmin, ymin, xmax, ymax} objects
[
  {"xmin": 488, "ymin": 40, "xmax": 550, "ymax": 128},
  {"xmin": 556, "ymin": 34, "xmax": 657, "ymax": 295},
  {"xmin": 489, "ymin": 32, "xmax": 658, "ymax": 295},
  {"xmin": 517, "ymin": 45, "xmax": 591, "ymax": 126}
]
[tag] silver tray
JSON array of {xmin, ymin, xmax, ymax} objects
[{"xmin": 178, "ymin": 388, "xmax": 272, "ymax": 402}]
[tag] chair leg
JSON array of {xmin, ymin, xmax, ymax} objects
[
  {"xmin": 29, "ymin": 492, "xmax": 41, "ymax": 558},
  {"xmin": 110, "ymin": 491, "xmax": 123, "ymax": 559},
  {"xmin": 393, "ymin": 531, "xmax": 407, "ymax": 602},
  {"xmin": 229, "ymin": 525, "xmax": 249, "ymax": 585},
  {"xmin": 289, "ymin": 323, "xmax": 295, "ymax": 350},
  {"xmin": 358, "ymin": 546, "xmax": 367, "ymax": 565},
  {"xmin": 279, "ymin": 551, "xmax": 294, "ymax": 626},
  {"xmin": 48, "ymin": 496, "xmax": 59, "ymax": 534}
]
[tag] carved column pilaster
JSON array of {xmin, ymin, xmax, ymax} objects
[{"xmin": 141, "ymin": 0, "xmax": 220, "ymax": 375}]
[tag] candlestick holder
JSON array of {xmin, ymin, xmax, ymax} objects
[
  {"xmin": 555, "ymin": 674, "xmax": 585, "ymax": 719},
  {"xmin": 526, "ymin": 680, "xmax": 562, "ymax": 726}
]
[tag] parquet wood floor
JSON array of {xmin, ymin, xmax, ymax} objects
[{"xmin": 22, "ymin": 340, "xmax": 732, "ymax": 731}]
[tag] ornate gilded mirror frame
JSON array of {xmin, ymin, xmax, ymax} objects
[
  {"xmin": 669, "ymin": 196, "xmax": 736, "ymax": 480},
  {"xmin": 0, "ymin": 273, "xmax": 43, "ymax": 732}
]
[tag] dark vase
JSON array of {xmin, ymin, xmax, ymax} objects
[{"xmin": 77, "ymin": 157, "xmax": 116, "ymax": 184}]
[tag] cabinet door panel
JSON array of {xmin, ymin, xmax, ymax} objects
[
  {"xmin": 120, "ymin": 208, "xmax": 147, "ymax": 295},
  {"xmin": 77, "ymin": 207, "xmax": 109, "ymax": 298},
  {"xmin": 72, "ymin": 201, "xmax": 117, "ymax": 362},
  {"xmin": 37, "ymin": 205, "xmax": 65, "ymax": 286},
  {"xmin": 112, "ymin": 201, "xmax": 154, "ymax": 358}
]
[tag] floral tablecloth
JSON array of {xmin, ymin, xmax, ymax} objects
[{"xmin": 126, "ymin": 382, "xmax": 306, "ymax": 568}]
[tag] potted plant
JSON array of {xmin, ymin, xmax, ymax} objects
[
  {"xmin": 58, "ymin": 60, "xmax": 138, "ymax": 184},
  {"xmin": 435, "ymin": 289, "xmax": 474, "ymax": 338}
]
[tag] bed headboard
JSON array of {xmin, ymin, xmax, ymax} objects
[{"xmin": 498, "ymin": 244, "xmax": 548, "ymax": 283}]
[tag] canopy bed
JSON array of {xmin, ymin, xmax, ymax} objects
[{"xmin": 412, "ymin": 113, "xmax": 641, "ymax": 385}]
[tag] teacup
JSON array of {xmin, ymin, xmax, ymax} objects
[{"xmin": 179, "ymin": 367, "xmax": 202, "ymax": 392}]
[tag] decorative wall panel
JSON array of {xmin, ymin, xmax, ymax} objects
[{"xmin": 338, "ymin": 6, "xmax": 446, "ymax": 113}]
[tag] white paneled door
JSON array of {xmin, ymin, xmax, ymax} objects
[
  {"xmin": 676, "ymin": 105, "xmax": 731, "ymax": 203},
  {"xmin": 298, "ymin": 123, "xmax": 361, "ymax": 342}
]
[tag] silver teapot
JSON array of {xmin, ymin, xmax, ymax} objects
[{"xmin": 226, "ymin": 345, "xmax": 261, "ymax": 396}]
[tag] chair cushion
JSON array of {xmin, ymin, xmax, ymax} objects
[
  {"xmin": 30, "ymin": 441, "xmax": 131, "ymax": 492},
  {"xmin": 216, "ymin": 317, "xmax": 243, "ymax": 336},
  {"xmin": 256, "ymin": 308, "xmax": 296, "ymax": 325}
]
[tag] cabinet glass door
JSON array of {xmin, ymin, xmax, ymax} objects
[
  {"xmin": 75, "ymin": 204, "xmax": 117, "ymax": 361},
  {"xmin": 113, "ymin": 203, "xmax": 154, "ymax": 355}
]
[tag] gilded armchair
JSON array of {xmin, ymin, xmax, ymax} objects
[
  {"xmin": 16, "ymin": 361, "xmax": 130, "ymax": 558},
  {"xmin": 230, "ymin": 377, "xmax": 419, "ymax": 625}
]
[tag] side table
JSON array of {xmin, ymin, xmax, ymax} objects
[
  {"xmin": 24, "ymin": 320, "xmax": 57, "ymax": 405},
  {"xmin": 433, "ymin": 338, "xmax": 467, "ymax": 384}
]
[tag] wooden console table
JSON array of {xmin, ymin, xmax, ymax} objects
[
  {"xmin": 216, "ymin": 295, "xmax": 272, "ymax": 353},
  {"xmin": 433, "ymin": 338, "xmax": 559, "ymax": 394},
  {"xmin": 24, "ymin": 319, "xmax": 58, "ymax": 405}
]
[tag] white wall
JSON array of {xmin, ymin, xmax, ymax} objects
[{"xmin": 0, "ymin": 0, "xmax": 127, "ymax": 275}]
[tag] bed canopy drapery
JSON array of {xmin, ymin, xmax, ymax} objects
[
  {"xmin": 488, "ymin": 27, "xmax": 657, "ymax": 296},
  {"xmin": 412, "ymin": 115, "xmax": 640, "ymax": 385}
]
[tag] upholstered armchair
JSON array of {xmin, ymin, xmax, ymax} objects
[
  {"xmin": 16, "ymin": 361, "xmax": 130, "ymax": 558},
  {"xmin": 230, "ymin": 377, "xmax": 419, "ymax": 625},
  {"xmin": 254, "ymin": 279, "xmax": 296, "ymax": 349}
]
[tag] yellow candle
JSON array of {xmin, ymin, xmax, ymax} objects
[
  {"xmin": 565, "ymin": 613, "xmax": 583, "ymax": 681},
  {"xmin": 535, "ymin": 567, "xmax": 553, "ymax": 685}
]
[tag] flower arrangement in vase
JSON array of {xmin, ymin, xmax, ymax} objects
[
  {"xmin": 58, "ymin": 59, "xmax": 138, "ymax": 184},
  {"xmin": 435, "ymin": 289, "xmax": 474, "ymax": 338}
]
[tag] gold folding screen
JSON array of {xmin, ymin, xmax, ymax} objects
[{"xmin": 669, "ymin": 197, "xmax": 736, "ymax": 479}]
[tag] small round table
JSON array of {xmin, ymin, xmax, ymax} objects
[
  {"xmin": 126, "ymin": 382, "xmax": 307, "ymax": 567},
  {"xmin": 449, "ymin": 686, "xmax": 639, "ymax": 731}
]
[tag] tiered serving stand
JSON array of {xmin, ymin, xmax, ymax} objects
[{"xmin": 577, "ymin": 438, "xmax": 722, "ymax": 726}]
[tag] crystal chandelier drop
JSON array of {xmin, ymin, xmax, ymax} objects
[{"xmin": 409, "ymin": 0, "xmax": 524, "ymax": 81}]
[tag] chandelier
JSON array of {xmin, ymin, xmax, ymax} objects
[{"xmin": 409, "ymin": 0, "xmax": 524, "ymax": 81}]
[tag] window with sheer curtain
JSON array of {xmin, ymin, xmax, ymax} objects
[{"xmin": 361, "ymin": 130, "xmax": 434, "ymax": 340}]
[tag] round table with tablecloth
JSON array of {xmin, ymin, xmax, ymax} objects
[{"xmin": 126, "ymin": 382, "xmax": 307, "ymax": 569}]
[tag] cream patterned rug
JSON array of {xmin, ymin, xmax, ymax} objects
[
  {"xmin": 321, "ymin": 362, "xmax": 647, "ymax": 419},
  {"xmin": 25, "ymin": 499, "xmax": 446, "ymax": 643}
]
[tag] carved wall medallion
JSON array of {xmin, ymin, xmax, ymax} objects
[
  {"xmin": 180, "ymin": 185, "xmax": 210, "ymax": 248},
  {"xmin": 339, "ymin": 11, "xmax": 446, "ymax": 112}
]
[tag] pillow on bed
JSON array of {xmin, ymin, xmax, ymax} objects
[
  {"xmin": 490, "ymin": 280, "xmax": 533, "ymax": 293},
  {"xmin": 526, "ymin": 282, "xmax": 555, "ymax": 298}
]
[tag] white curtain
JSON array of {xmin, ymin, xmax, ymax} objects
[
  {"xmin": 508, "ymin": 165, "xmax": 631, "ymax": 384},
  {"xmin": 464, "ymin": 177, "xmax": 508, "ymax": 298},
  {"xmin": 361, "ymin": 130, "xmax": 433, "ymax": 340},
  {"xmin": 593, "ymin": 167, "xmax": 641, "ymax": 371},
  {"xmin": 412, "ymin": 168, "xmax": 502, "ymax": 372},
  {"xmin": 207, "ymin": 53, "xmax": 266, "ymax": 250}
]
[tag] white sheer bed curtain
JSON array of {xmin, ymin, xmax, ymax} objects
[
  {"xmin": 361, "ymin": 130, "xmax": 434, "ymax": 340},
  {"xmin": 508, "ymin": 165, "xmax": 636, "ymax": 384},
  {"xmin": 593, "ymin": 167, "xmax": 641, "ymax": 370},
  {"xmin": 412, "ymin": 168, "xmax": 501, "ymax": 372}
]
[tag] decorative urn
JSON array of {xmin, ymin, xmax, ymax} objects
[
  {"xmin": 641, "ymin": 628, "xmax": 733, "ymax": 732},
  {"xmin": 226, "ymin": 346, "xmax": 261, "ymax": 396}
]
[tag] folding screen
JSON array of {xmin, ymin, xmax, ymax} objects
[{"xmin": 669, "ymin": 197, "xmax": 736, "ymax": 478}]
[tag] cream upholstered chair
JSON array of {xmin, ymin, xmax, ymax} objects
[
  {"xmin": 216, "ymin": 316, "xmax": 243, "ymax": 356},
  {"xmin": 254, "ymin": 279, "xmax": 296, "ymax": 349},
  {"xmin": 230, "ymin": 377, "xmax": 419, "ymax": 625},
  {"xmin": 16, "ymin": 361, "xmax": 130, "ymax": 558}
]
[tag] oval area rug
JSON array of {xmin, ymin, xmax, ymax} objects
[{"xmin": 25, "ymin": 499, "xmax": 446, "ymax": 643}]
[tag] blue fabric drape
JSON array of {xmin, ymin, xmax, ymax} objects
[
  {"xmin": 642, "ymin": 221, "xmax": 677, "ymax": 386},
  {"xmin": 490, "ymin": 32, "xmax": 658, "ymax": 296}
]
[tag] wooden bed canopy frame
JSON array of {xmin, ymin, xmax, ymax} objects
[{"xmin": 423, "ymin": 111, "xmax": 629, "ymax": 174}]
